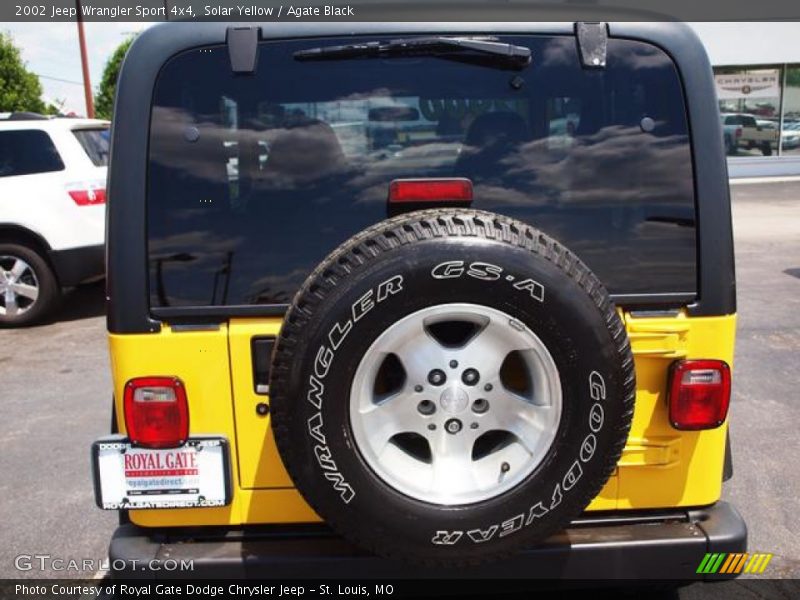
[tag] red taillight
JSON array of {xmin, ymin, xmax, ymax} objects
[
  {"xmin": 388, "ymin": 178, "xmax": 473, "ymax": 204},
  {"xmin": 67, "ymin": 185, "xmax": 106, "ymax": 206},
  {"xmin": 668, "ymin": 360, "xmax": 731, "ymax": 430},
  {"xmin": 123, "ymin": 377, "xmax": 189, "ymax": 448},
  {"xmin": 735, "ymin": 128, "xmax": 742, "ymax": 138}
]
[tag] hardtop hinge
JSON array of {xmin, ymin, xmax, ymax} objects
[
  {"xmin": 575, "ymin": 22, "xmax": 608, "ymax": 69},
  {"xmin": 227, "ymin": 26, "xmax": 260, "ymax": 74}
]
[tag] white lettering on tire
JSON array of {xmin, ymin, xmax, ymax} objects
[
  {"xmin": 431, "ymin": 261, "xmax": 465, "ymax": 279},
  {"xmin": 432, "ymin": 531, "xmax": 464, "ymax": 545},
  {"xmin": 580, "ymin": 433, "xmax": 597, "ymax": 463},
  {"xmin": 589, "ymin": 403, "xmax": 604, "ymax": 433},
  {"xmin": 467, "ymin": 525, "xmax": 499, "ymax": 543},
  {"xmin": 525, "ymin": 502, "xmax": 549, "ymax": 525},
  {"xmin": 304, "ymin": 275, "xmax": 404, "ymax": 504},
  {"xmin": 307, "ymin": 412, "xmax": 326, "ymax": 444},
  {"xmin": 512, "ymin": 278, "xmax": 545, "ymax": 302},
  {"xmin": 324, "ymin": 472, "xmax": 355, "ymax": 504},
  {"xmin": 429, "ymin": 370, "xmax": 607, "ymax": 545},
  {"xmin": 431, "ymin": 260, "xmax": 544, "ymax": 302},
  {"xmin": 499, "ymin": 514, "xmax": 525, "ymax": 538},
  {"xmin": 466, "ymin": 262, "xmax": 503, "ymax": 281},
  {"xmin": 562, "ymin": 461, "xmax": 583, "ymax": 491},
  {"xmin": 589, "ymin": 370, "xmax": 606, "ymax": 401}
]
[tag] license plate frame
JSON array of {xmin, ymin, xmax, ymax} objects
[{"xmin": 92, "ymin": 435, "xmax": 232, "ymax": 510}]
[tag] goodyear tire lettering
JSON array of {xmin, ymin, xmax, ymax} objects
[
  {"xmin": 589, "ymin": 370, "xmax": 606, "ymax": 401},
  {"xmin": 432, "ymin": 531, "xmax": 463, "ymax": 545},
  {"xmin": 467, "ymin": 525, "xmax": 499, "ymax": 543},
  {"xmin": 563, "ymin": 461, "xmax": 583, "ymax": 491},
  {"xmin": 580, "ymin": 433, "xmax": 597, "ymax": 463},
  {"xmin": 499, "ymin": 514, "xmax": 525, "ymax": 538},
  {"xmin": 432, "ymin": 370, "xmax": 607, "ymax": 545}
]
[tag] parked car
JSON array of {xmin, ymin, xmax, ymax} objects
[
  {"xmin": 0, "ymin": 113, "xmax": 108, "ymax": 326},
  {"xmin": 93, "ymin": 20, "xmax": 744, "ymax": 582},
  {"xmin": 721, "ymin": 112, "xmax": 778, "ymax": 155},
  {"xmin": 782, "ymin": 121, "xmax": 800, "ymax": 150}
]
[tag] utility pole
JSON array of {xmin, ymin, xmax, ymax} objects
[{"xmin": 75, "ymin": 0, "xmax": 95, "ymax": 118}]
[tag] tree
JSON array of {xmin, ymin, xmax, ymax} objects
[
  {"xmin": 787, "ymin": 67, "xmax": 800, "ymax": 88},
  {"xmin": 0, "ymin": 32, "xmax": 45, "ymax": 113},
  {"xmin": 95, "ymin": 37, "xmax": 134, "ymax": 120}
]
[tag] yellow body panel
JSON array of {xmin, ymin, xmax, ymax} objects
[
  {"xmin": 228, "ymin": 320, "xmax": 294, "ymax": 489},
  {"xmin": 109, "ymin": 311, "xmax": 735, "ymax": 528}
]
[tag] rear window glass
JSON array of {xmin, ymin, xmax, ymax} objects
[
  {"xmin": 73, "ymin": 128, "xmax": 110, "ymax": 166},
  {"xmin": 0, "ymin": 129, "xmax": 64, "ymax": 177},
  {"xmin": 147, "ymin": 35, "xmax": 696, "ymax": 309}
]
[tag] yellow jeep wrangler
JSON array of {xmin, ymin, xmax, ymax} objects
[{"xmin": 93, "ymin": 18, "xmax": 746, "ymax": 580}]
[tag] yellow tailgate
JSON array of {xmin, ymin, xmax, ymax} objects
[{"xmin": 110, "ymin": 311, "xmax": 735, "ymax": 527}]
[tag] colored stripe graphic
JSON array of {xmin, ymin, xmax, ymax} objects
[
  {"xmin": 732, "ymin": 553, "xmax": 749, "ymax": 573},
  {"xmin": 744, "ymin": 553, "xmax": 773, "ymax": 574},
  {"xmin": 710, "ymin": 553, "xmax": 726, "ymax": 573},
  {"xmin": 697, "ymin": 553, "xmax": 726, "ymax": 574},
  {"xmin": 720, "ymin": 553, "xmax": 749, "ymax": 574},
  {"xmin": 696, "ymin": 553, "xmax": 713, "ymax": 574},
  {"xmin": 719, "ymin": 553, "xmax": 737, "ymax": 573},
  {"xmin": 698, "ymin": 552, "xmax": 773, "ymax": 574}
]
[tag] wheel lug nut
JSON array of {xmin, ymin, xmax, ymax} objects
[
  {"xmin": 428, "ymin": 369, "xmax": 446, "ymax": 386},
  {"xmin": 445, "ymin": 419, "xmax": 462, "ymax": 434},
  {"xmin": 449, "ymin": 360, "xmax": 458, "ymax": 369},
  {"xmin": 417, "ymin": 400, "xmax": 436, "ymax": 416},
  {"xmin": 472, "ymin": 398, "xmax": 490, "ymax": 414},
  {"xmin": 484, "ymin": 383, "xmax": 493, "ymax": 392},
  {"xmin": 462, "ymin": 368, "xmax": 480, "ymax": 386}
]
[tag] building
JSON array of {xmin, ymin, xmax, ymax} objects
[{"xmin": 690, "ymin": 23, "xmax": 800, "ymax": 178}]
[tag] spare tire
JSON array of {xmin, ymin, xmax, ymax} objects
[{"xmin": 270, "ymin": 209, "xmax": 634, "ymax": 565}]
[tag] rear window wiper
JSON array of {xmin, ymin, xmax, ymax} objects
[{"xmin": 293, "ymin": 36, "xmax": 532, "ymax": 69}]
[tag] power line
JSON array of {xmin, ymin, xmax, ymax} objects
[{"xmin": 34, "ymin": 73, "xmax": 83, "ymax": 86}]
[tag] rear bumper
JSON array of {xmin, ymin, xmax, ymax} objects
[
  {"xmin": 50, "ymin": 244, "xmax": 104, "ymax": 287},
  {"xmin": 109, "ymin": 501, "xmax": 746, "ymax": 581}
]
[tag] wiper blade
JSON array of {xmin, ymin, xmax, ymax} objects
[{"xmin": 294, "ymin": 36, "xmax": 532, "ymax": 68}]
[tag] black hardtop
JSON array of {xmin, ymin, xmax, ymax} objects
[{"xmin": 107, "ymin": 20, "xmax": 734, "ymax": 333}]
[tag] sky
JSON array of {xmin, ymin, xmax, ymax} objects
[{"xmin": 2, "ymin": 22, "xmax": 153, "ymax": 115}]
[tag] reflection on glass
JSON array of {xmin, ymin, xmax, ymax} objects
[
  {"xmin": 715, "ymin": 67, "xmax": 782, "ymax": 156},
  {"xmin": 782, "ymin": 66, "xmax": 800, "ymax": 155},
  {"xmin": 147, "ymin": 36, "xmax": 697, "ymax": 308}
]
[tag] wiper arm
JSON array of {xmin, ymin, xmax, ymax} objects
[{"xmin": 294, "ymin": 36, "xmax": 532, "ymax": 68}]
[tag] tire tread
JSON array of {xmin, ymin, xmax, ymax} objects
[{"xmin": 271, "ymin": 209, "xmax": 635, "ymax": 566}]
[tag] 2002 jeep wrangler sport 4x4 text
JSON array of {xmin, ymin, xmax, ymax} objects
[{"xmin": 93, "ymin": 19, "xmax": 746, "ymax": 580}]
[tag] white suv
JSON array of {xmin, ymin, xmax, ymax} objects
[{"xmin": 0, "ymin": 113, "xmax": 109, "ymax": 326}]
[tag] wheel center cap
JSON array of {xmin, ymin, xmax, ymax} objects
[{"xmin": 439, "ymin": 386, "xmax": 469, "ymax": 414}]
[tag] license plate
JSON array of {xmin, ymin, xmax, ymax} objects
[{"xmin": 92, "ymin": 436, "xmax": 231, "ymax": 510}]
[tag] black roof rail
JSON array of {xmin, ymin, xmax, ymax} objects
[{"xmin": 6, "ymin": 112, "xmax": 50, "ymax": 121}]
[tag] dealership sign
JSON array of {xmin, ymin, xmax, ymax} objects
[{"xmin": 715, "ymin": 71, "xmax": 780, "ymax": 100}]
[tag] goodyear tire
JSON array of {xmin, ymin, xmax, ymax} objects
[{"xmin": 270, "ymin": 209, "xmax": 635, "ymax": 565}]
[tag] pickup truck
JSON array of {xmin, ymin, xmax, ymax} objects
[{"xmin": 721, "ymin": 112, "xmax": 778, "ymax": 155}]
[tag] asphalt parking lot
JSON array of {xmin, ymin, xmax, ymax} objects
[{"xmin": 0, "ymin": 181, "xmax": 797, "ymax": 592}]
